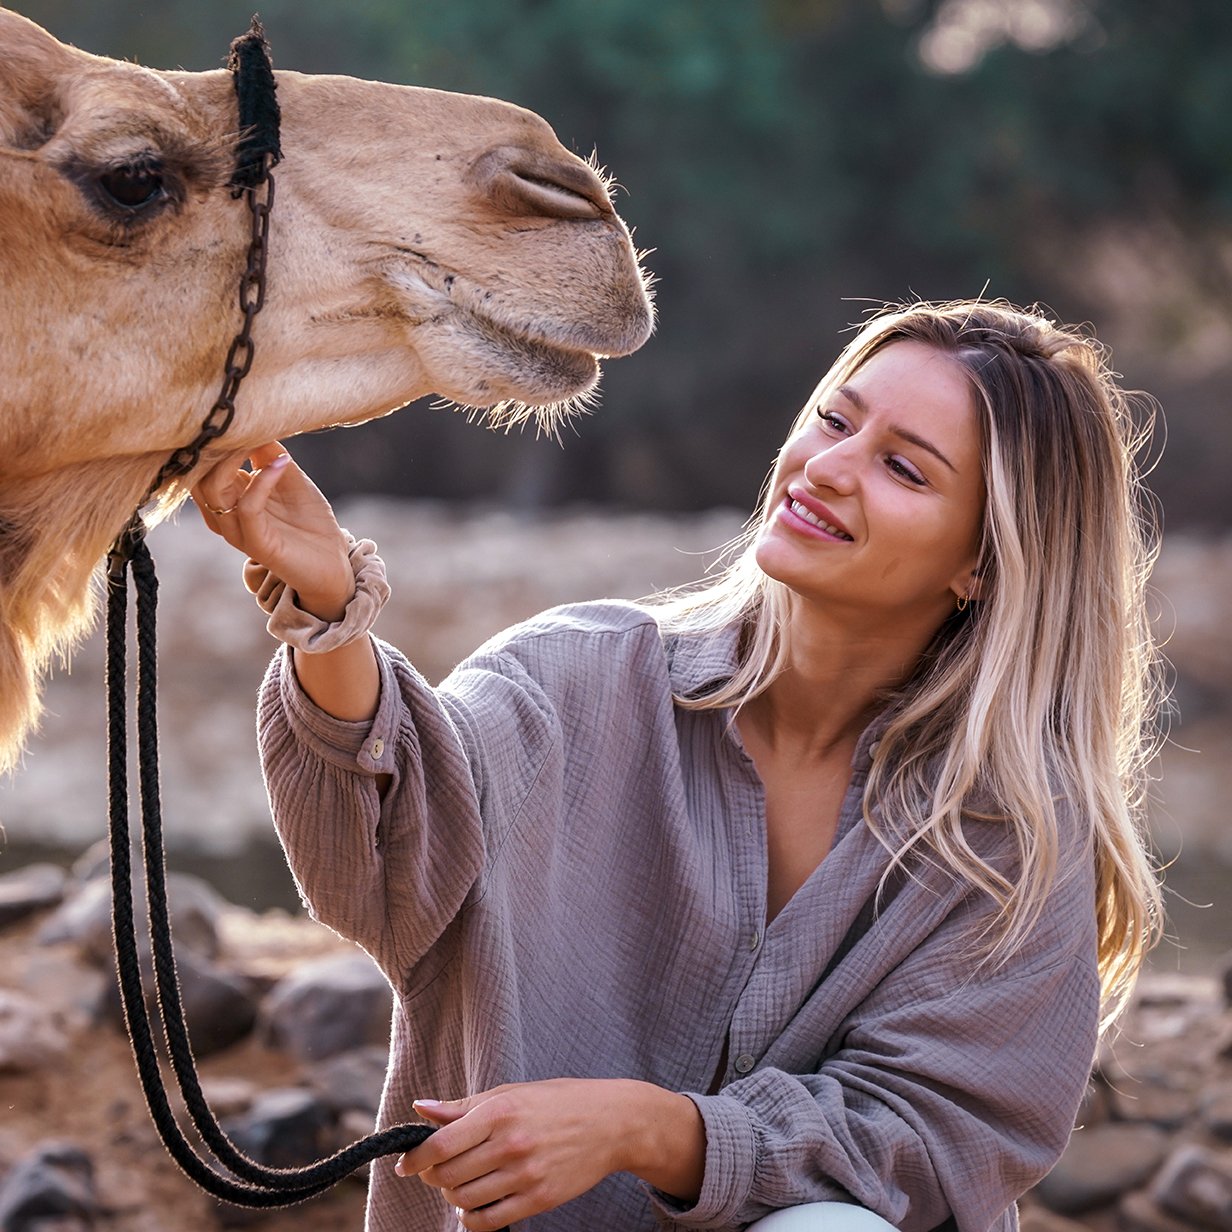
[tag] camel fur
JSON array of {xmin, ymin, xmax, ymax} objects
[{"xmin": 0, "ymin": 9, "xmax": 654, "ymax": 774}]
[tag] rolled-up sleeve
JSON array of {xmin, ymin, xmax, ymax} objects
[
  {"xmin": 257, "ymin": 636, "xmax": 553, "ymax": 985},
  {"xmin": 653, "ymin": 947, "xmax": 1099, "ymax": 1232}
]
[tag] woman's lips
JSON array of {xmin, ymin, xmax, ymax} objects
[{"xmin": 781, "ymin": 492, "xmax": 854, "ymax": 541}]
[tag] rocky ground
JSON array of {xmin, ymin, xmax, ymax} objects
[
  {"xmin": 0, "ymin": 507, "xmax": 1228, "ymax": 1231},
  {"xmin": 2, "ymin": 857, "xmax": 1232, "ymax": 1232}
]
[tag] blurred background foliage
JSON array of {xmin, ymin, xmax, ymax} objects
[{"xmin": 15, "ymin": 0, "xmax": 1232, "ymax": 525}]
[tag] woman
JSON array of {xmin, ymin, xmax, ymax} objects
[{"xmin": 193, "ymin": 299, "xmax": 1163, "ymax": 1232}]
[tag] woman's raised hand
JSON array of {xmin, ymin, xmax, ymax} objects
[{"xmin": 191, "ymin": 442, "xmax": 354, "ymax": 621}]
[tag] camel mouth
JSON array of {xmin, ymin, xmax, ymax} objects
[{"xmin": 382, "ymin": 262, "xmax": 616, "ymax": 407}]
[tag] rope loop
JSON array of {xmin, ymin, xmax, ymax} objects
[{"xmin": 96, "ymin": 19, "xmax": 475, "ymax": 1214}]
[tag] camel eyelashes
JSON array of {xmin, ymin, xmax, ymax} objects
[{"xmin": 95, "ymin": 157, "xmax": 168, "ymax": 213}]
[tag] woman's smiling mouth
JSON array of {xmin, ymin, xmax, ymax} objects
[{"xmin": 782, "ymin": 492, "xmax": 854, "ymax": 541}]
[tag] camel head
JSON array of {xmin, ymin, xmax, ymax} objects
[{"xmin": 0, "ymin": 8, "xmax": 654, "ymax": 773}]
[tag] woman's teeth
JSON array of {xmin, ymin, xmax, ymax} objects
[{"xmin": 790, "ymin": 499, "xmax": 852, "ymax": 540}]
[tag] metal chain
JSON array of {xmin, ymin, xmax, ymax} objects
[{"xmin": 145, "ymin": 169, "xmax": 275, "ymax": 497}]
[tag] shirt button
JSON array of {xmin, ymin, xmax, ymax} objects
[
  {"xmin": 749, "ymin": 931, "xmax": 761, "ymax": 952},
  {"xmin": 869, "ymin": 740, "xmax": 880, "ymax": 760},
  {"xmin": 734, "ymin": 1054, "xmax": 755, "ymax": 1074},
  {"xmin": 370, "ymin": 738, "xmax": 384, "ymax": 758}
]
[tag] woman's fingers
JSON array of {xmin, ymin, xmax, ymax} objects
[{"xmin": 190, "ymin": 442, "xmax": 288, "ymax": 532}]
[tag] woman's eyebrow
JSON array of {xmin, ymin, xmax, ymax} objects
[{"xmin": 837, "ymin": 384, "xmax": 957, "ymax": 473}]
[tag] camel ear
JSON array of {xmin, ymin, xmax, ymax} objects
[{"xmin": 0, "ymin": 11, "xmax": 75, "ymax": 150}]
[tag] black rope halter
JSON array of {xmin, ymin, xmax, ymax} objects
[{"xmin": 103, "ymin": 20, "xmax": 441, "ymax": 1210}]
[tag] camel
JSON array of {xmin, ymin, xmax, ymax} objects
[{"xmin": 0, "ymin": 9, "xmax": 654, "ymax": 776}]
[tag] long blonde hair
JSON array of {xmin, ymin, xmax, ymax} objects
[{"xmin": 651, "ymin": 299, "xmax": 1164, "ymax": 1028}]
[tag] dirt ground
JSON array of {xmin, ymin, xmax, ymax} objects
[{"xmin": 0, "ymin": 910, "xmax": 374, "ymax": 1232}]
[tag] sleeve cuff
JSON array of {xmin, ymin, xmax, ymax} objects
[
  {"xmin": 646, "ymin": 1093, "xmax": 759, "ymax": 1227},
  {"xmin": 272, "ymin": 638, "xmax": 404, "ymax": 777}
]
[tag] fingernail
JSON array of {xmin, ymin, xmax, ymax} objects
[
  {"xmin": 394, "ymin": 1157, "xmax": 406, "ymax": 1177},
  {"xmin": 267, "ymin": 453, "xmax": 291, "ymax": 468},
  {"xmin": 413, "ymin": 1099, "xmax": 444, "ymax": 1110}
]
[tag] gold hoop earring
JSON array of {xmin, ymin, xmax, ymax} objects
[{"xmin": 956, "ymin": 592, "xmax": 970, "ymax": 613}]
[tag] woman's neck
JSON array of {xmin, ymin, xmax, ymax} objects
[{"xmin": 742, "ymin": 600, "xmax": 939, "ymax": 761}]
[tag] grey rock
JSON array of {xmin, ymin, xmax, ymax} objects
[
  {"xmin": 221, "ymin": 1087, "xmax": 334, "ymax": 1170},
  {"xmin": 94, "ymin": 944, "xmax": 258, "ymax": 1058},
  {"xmin": 0, "ymin": 1141, "xmax": 99, "ymax": 1231},
  {"xmin": 0, "ymin": 990, "xmax": 69, "ymax": 1074},
  {"xmin": 0, "ymin": 864, "xmax": 68, "ymax": 930},
  {"xmin": 196, "ymin": 1077, "xmax": 259, "ymax": 1119},
  {"xmin": 1120, "ymin": 1189, "xmax": 1205, "ymax": 1232},
  {"xmin": 1150, "ymin": 1143, "xmax": 1232, "ymax": 1230},
  {"xmin": 261, "ymin": 955, "xmax": 391, "ymax": 1063},
  {"xmin": 68, "ymin": 843, "xmax": 110, "ymax": 886},
  {"xmin": 1018, "ymin": 1207, "xmax": 1092, "ymax": 1232},
  {"xmin": 1200, "ymin": 1082, "xmax": 1232, "ymax": 1142},
  {"xmin": 1032, "ymin": 1122, "xmax": 1170, "ymax": 1214},
  {"xmin": 306, "ymin": 1046, "xmax": 389, "ymax": 1117},
  {"xmin": 37, "ymin": 872, "xmax": 223, "ymax": 964},
  {"xmin": 17, "ymin": 952, "xmax": 106, "ymax": 1029}
]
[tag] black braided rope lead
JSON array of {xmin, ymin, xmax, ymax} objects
[
  {"xmin": 106, "ymin": 531, "xmax": 436, "ymax": 1208},
  {"xmin": 96, "ymin": 17, "xmax": 465, "ymax": 1213}
]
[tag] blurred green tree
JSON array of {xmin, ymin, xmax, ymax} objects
[{"xmin": 10, "ymin": 0, "xmax": 1230, "ymax": 524}]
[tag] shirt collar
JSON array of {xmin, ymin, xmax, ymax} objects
[
  {"xmin": 664, "ymin": 622, "xmax": 743, "ymax": 702},
  {"xmin": 664, "ymin": 620, "xmax": 896, "ymax": 770}
]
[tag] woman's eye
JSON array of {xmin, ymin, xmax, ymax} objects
[
  {"xmin": 97, "ymin": 161, "xmax": 166, "ymax": 210},
  {"xmin": 817, "ymin": 410, "xmax": 849, "ymax": 433},
  {"xmin": 888, "ymin": 456, "xmax": 926, "ymax": 485}
]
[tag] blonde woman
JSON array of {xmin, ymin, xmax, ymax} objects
[{"xmin": 194, "ymin": 300, "xmax": 1162, "ymax": 1232}]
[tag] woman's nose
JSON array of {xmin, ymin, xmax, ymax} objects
[{"xmin": 802, "ymin": 438, "xmax": 858, "ymax": 493}]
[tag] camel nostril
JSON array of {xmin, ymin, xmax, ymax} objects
[
  {"xmin": 508, "ymin": 169, "xmax": 602, "ymax": 218},
  {"xmin": 473, "ymin": 146, "xmax": 612, "ymax": 221}
]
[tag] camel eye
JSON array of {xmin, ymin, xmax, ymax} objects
[{"xmin": 97, "ymin": 159, "xmax": 166, "ymax": 210}]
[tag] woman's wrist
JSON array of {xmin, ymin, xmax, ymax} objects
[
  {"xmin": 292, "ymin": 565, "xmax": 355, "ymax": 622},
  {"xmin": 246, "ymin": 533, "xmax": 390, "ymax": 655},
  {"xmin": 610, "ymin": 1080, "xmax": 705, "ymax": 1202}
]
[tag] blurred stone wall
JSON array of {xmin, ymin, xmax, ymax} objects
[{"xmin": 0, "ymin": 505, "xmax": 1226, "ymax": 969}]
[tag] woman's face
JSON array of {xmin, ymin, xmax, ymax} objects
[{"xmin": 755, "ymin": 339, "xmax": 986, "ymax": 630}]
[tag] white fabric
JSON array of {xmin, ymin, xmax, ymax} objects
[{"xmin": 749, "ymin": 1203, "xmax": 899, "ymax": 1232}]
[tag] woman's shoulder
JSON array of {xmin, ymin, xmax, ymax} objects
[{"xmin": 449, "ymin": 599, "xmax": 670, "ymax": 686}]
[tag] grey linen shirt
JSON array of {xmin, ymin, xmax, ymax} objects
[{"xmin": 257, "ymin": 600, "xmax": 1100, "ymax": 1232}]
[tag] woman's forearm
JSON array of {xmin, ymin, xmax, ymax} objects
[
  {"xmin": 291, "ymin": 636, "xmax": 381, "ymax": 723},
  {"xmin": 616, "ymin": 1081, "xmax": 706, "ymax": 1202}
]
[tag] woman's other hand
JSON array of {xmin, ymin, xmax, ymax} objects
[
  {"xmin": 191, "ymin": 442, "xmax": 353, "ymax": 620},
  {"xmin": 396, "ymin": 1078, "xmax": 704, "ymax": 1230}
]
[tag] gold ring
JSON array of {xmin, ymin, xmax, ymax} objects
[{"xmin": 204, "ymin": 502, "xmax": 238, "ymax": 516}]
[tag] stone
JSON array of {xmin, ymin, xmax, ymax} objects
[
  {"xmin": 1150, "ymin": 1143, "xmax": 1232, "ymax": 1230},
  {"xmin": 195, "ymin": 1077, "xmax": 259, "ymax": 1119},
  {"xmin": 93, "ymin": 943, "xmax": 259, "ymax": 1058},
  {"xmin": 261, "ymin": 955, "xmax": 392, "ymax": 1063},
  {"xmin": 1108, "ymin": 1078, "xmax": 1198, "ymax": 1130},
  {"xmin": 1201, "ymin": 1082, "xmax": 1232, "ymax": 1142},
  {"xmin": 220, "ymin": 1087, "xmax": 334, "ymax": 1171},
  {"xmin": 1032, "ymin": 1122, "xmax": 1170, "ymax": 1215},
  {"xmin": 0, "ymin": 990, "xmax": 69, "ymax": 1074},
  {"xmin": 37, "ymin": 872, "xmax": 223, "ymax": 964},
  {"xmin": 1120, "ymin": 1189, "xmax": 1203, "ymax": 1232},
  {"xmin": 18, "ymin": 951, "xmax": 107, "ymax": 1028},
  {"xmin": 306, "ymin": 1046, "xmax": 390, "ymax": 1117},
  {"xmin": 1018, "ymin": 1207, "xmax": 1092, "ymax": 1232},
  {"xmin": 0, "ymin": 1141, "xmax": 99, "ymax": 1230},
  {"xmin": 0, "ymin": 864, "xmax": 68, "ymax": 930}
]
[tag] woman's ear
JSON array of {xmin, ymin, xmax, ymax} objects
[{"xmin": 950, "ymin": 570, "xmax": 986, "ymax": 605}]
